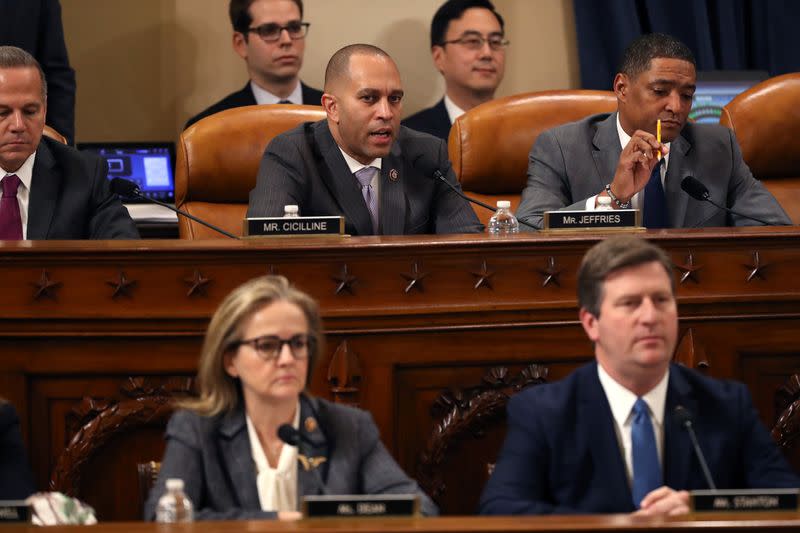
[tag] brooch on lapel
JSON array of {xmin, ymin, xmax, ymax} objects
[
  {"xmin": 304, "ymin": 416, "xmax": 318, "ymax": 433},
  {"xmin": 298, "ymin": 454, "xmax": 327, "ymax": 471},
  {"xmin": 389, "ymin": 169, "xmax": 399, "ymax": 182}
]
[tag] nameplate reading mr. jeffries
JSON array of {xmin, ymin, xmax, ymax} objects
[{"xmin": 544, "ymin": 209, "xmax": 641, "ymax": 231}]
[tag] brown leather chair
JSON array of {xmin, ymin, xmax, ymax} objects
[
  {"xmin": 720, "ymin": 73, "xmax": 800, "ymax": 224},
  {"xmin": 175, "ymin": 104, "xmax": 327, "ymax": 239},
  {"xmin": 43, "ymin": 124, "xmax": 68, "ymax": 144},
  {"xmin": 448, "ymin": 90, "xmax": 618, "ymax": 225}
]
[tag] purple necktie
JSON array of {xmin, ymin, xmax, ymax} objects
[
  {"xmin": 354, "ymin": 166, "xmax": 379, "ymax": 233},
  {"xmin": 0, "ymin": 174, "xmax": 23, "ymax": 240}
]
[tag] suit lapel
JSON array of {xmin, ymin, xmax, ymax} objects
[
  {"xmin": 218, "ymin": 408, "xmax": 261, "ymax": 509},
  {"xmin": 663, "ymin": 366, "xmax": 696, "ymax": 490},
  {"xmin": 379, "ymin": 142, "xmax": 406, "ymax": 235},
  {"xmin": 27, "ymin": 142, "xmax": 60, "ymax": 240},
  {"xmin": 314, "ymin": 122, "xmax": 374, "ymax": 235},
  {"xmin": 664, "ymin": 134, "xmax": 692, "ymax": 228},
  {"xmin": 296, "ymin": 395, "xmax": 331, "ymax": 498},
  {"xmin": 591, "ymin": 113, "xmax": 623, "ymax": 191}
]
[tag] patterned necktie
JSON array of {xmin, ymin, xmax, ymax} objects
[
  {"xmin": 0, "ymin": 174, "xmax": 23, "ymax": 240},
  {"xmin": 631, "ymin": 397, "xmax": 662, "ymax": 508},
  {"xmin": 354, "ymin": 166, "xmax": 379, "ymax": 233},
  {"xmin": 643, "ymin": 159, "xmax": 669, "ymax": 228}
]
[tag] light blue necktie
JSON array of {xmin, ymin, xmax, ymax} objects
[
  {"xmin": 631, "ymin": 397, "xmax": 662, "ymax": 508},
  {"xmin": 354, "ymin": 166, "xmax": 379, "ymax": 233}
]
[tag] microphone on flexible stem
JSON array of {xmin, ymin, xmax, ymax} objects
[
  {"xmin": 673, "ymin": 405, "xmax": 717, "ymax": 491},
  {"xmin": 410, "ymin": 154, "xmax": 538, "ymax": 230},
  {"xmin": 277, "ymin": 424, "xmax": 329, "ymax": 495},
  {"xmin": 680, "ymin": 176, "xmax": 773, "ymax": 226},
  {"xmin": 109, "ymin": 177, "xmax": 240, "ymax": 240}
]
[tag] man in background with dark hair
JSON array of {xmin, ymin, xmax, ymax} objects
[
  {"xmin": 480, "ymin": 235, "xmax": 798, "ymax": 515},
  {"xmin": 402, "ymin": 0, "xmax": 507, "ymax": 141},
  {"xmin": 515, "ymin": 33, "xmax": 789, "ymax": 230},
  {"xmin": 185, "ymin": 0, "xmax": 323, "ymax": 129}
]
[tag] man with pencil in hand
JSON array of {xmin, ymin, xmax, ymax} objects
[{"xmin": 514, "ymin": 33, "xmax": 791, "ymax": 230}]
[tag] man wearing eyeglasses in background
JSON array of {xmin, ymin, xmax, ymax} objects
[
  {"xmin": 402, "ymin": 0, "xmax": 507, "ymax": 142},
  {"xmin": 184, "ymin": 0, "xmax": 323, "ymax": 129}
]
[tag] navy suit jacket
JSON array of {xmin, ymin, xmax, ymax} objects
[
  {"xmin": 145, "ymin": 395, "xmax": 438, "ymax": 520},
  {"xmin": 402, "ymin": 99, "xmax": 452, "ymax": 142},
  {"xmin": 184, "ymin": 81, "xmax": 324, "ymax": 129},
  {"xmin": 479, "ymin": 362, "xmax": 799, "ymax": 515},
  {"xmin": 247, "ymin": 120, "xmax": 482, "ymax": 235},
  {"xmin": 0, "ymin": 402, "xmax": 36, "ymax": 499},
  {"xmin": 26, "ymin": 137, "xmax": 139, "ymax": 239}
]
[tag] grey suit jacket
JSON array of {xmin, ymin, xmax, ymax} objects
[
  {"xmin": 144, "ymin": 395, "xmax": 438, "ymax": 520},
  {"xmin": 516, "ymin": 113, "xmax": 791, "ymax": 230},
  {"xmin": 247, "ymin": 120, "xmax": 482, "ymax": 235}
]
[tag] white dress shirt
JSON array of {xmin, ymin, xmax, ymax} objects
[
  {"xmin": 246, "ymin": 405, "xmax": 301, "ymax": 512},
  {"xmin": 0, "ymin": 152, "xmax": 37, "ymax": 239},
  {"xmin": 443, "ymin": 95, "xmax": 466, "ymax": 125},
  {"xmin": 597, "ymin": 364, "xmax": 669, "ymax": 487},
  {"xmin": 338, "ymin": 148, "xmax": 381, "ymax": 198},
  {"xmin": 250, "ymin": 80, "xmax": 303, "ymax": 105}
]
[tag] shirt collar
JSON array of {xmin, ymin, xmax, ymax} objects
[
  {"xmin": 597, "ymin": 362, "xmax": 669, "ymax": 428},
  {"xmin": 250, "ymin": 79, "xmax": 303, "ymax": 105},
  {"xmin": 443, "ymin": 95, "xmax": 466, "ymax": 125},
  {"xmin": 1, "ymin": 151, "xmax": 36, "ymax": 191},
  {"xmin": 615, "ymin": 114, "xmax": 670, "ymax": 170},
  {"xmin": 338, "ymin": 147, "xmax": 381, "ymax": 174}
]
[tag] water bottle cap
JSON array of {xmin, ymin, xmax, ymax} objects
[
  {"xmin": 284, "ymin": 205, "xmax": 299, "ymax": 214},
  {"xmin": 165, "ymin": 478, "xmax": 184, "ymax": 491},
  {"xmin": 496, "ymin": 200, "xmax": 511, "ymax": 209}
]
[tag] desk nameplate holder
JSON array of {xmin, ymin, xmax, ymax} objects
[
  {"xmin": 0, "ymin": 501, "xmax": 30, "ymax": 523},
  {"xmin": 543, "ymin": 209, "xmax": 642, "ymax": 232},
  {"xmin": 244, "ymin": 216, "xmax": 345, "ymax": 237},
  {"xmin": 691, "ymin": 488, "xmax": 800, "ymax": 512},
  {"xmin": 303, "ymin": 494, "xmax": 419, "ymax": 518}
]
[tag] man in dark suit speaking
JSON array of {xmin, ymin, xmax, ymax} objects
[
  {"xmin": 0, "ymin": 46, "xmax": 138, "ymax": 240},
  {"xmin": 480, "ymin": 236, "xmax": 798, "ymax": 516},
  {"xmin": 247, "ymin": 44, "xmax": 482, "ymax": 236},
  {"xmin": 515, "ymin": 33, "xmax": 790, "ymax": 230}
]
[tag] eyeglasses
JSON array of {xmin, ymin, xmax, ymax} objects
[
  {"xmin": 439, "ymin": 35, "xmax": 509, "ymax": 51},
  {"xmin": 235, "ymin": 334, "xmax": 313, "ymax": 362},
  {"xmin": 246, "ymin": 21, "xmax": 310, "ymax": 42}
]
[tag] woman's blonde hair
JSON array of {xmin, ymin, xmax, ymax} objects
[{"xmin": 181, "ymin": 275, "xmax": 322, "ymax": 416}]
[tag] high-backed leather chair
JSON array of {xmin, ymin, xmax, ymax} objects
[
  {"xmin": 175, "ymin": 104, "xmax": 327, "ymax": 239},
  {"xmin": 720, "ymin": 73, "xmax": 800, "ymax": 224},
  {"xmin": 43, "ymin": 124, "xmax": 68, "ymax": 144},
  {"xmin": 448, "ymin": 90, "xmax": 618, "ymax": 225}
]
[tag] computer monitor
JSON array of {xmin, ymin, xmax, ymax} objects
[
  {"xmin": 77, "ymin": 142, "xmax": 175, "ymax": 204},
  {"xmin": 690, "ymin": 71, "xmax": 768, "ymax": 124}
]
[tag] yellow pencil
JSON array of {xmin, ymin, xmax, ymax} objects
[{"xmin": 657, "ymin": 119, "xmax": 662, "ymax": 160}]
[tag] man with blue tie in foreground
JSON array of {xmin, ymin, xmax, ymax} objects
[
  {"xmin": 515, "ymin": 33, "xmax": 790, "ymax": 230},
  {"xmin": 480, "ymin": 236, "xmax": 798, "ymax": 516}
]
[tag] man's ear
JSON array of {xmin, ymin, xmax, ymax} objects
[
  {"xmin": 579, "ymin": 307, "xmax": 600, "ymax": 343},
  {"xmin": 431, "ymin": 46, "xmax": 446, "ymax": 75},
  {"xmin": 613, "ymin": 73, "xmax": 628, "ymax": 101},
  {"xmin": 321, "ymin": 93, "xmax": 338, "ymax": 123},
  {"xmin": 232, "ymin": 32, "xmax": 248, "ymax": 60}
]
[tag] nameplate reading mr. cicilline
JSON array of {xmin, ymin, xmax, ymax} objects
[
  {"xmin": 244, "ymin": 216, "xmax": 344, "ymax": 237},
  {"xmin": 543, "ymin": 209, "xmax": 641, "ymax": 231}
]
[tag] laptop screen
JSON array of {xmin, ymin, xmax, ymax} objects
[
  {"xmin": 77, "ymin": 142, "xmax": 176, "ymax": 204},
  {"xmin": 690, "ymin": 71, "xmax": 767, "ymax": 124}
]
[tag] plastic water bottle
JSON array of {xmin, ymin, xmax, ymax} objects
[
  {"xmin": 487, "ymin": 200, "xmax": 520, "ymax": 235},
  {"xmin": 283, "ymin": 205, "xmax": 300, "ymax": 217},
  {"xmin": 155, "ymin": 478, "xmax": 194, "ymax": 523},
  {"xmin": 596, "ymin": 196, "xmax": 614, "ymax": 211}
]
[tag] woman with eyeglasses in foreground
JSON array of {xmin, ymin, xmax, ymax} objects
[{"xmin": 144, "ymin": 276, "xmax": 437, "ymax": 520}]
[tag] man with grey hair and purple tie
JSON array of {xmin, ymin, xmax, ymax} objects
[{"xmin": 247, "ymin": 43, "xmax": 482, "ymax": 236}]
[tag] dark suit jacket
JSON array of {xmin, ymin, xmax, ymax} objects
[
  {"xmin": 0, "ymin": 0, "xmax": 76, "ymax": 145},
  {"xmin": 479, "ymin": 362, "xmax": 799, "ymax": 515},
  {"xmin": 0, "ymin": 402, "xmax": 36, "ymax": 499},
  {"xmin": 515, "ymin": 113, "xmax": 792, "ymax": 230},
  {"xmin": 27, "ymin": 137, "xmax": 139, "ymax": 239},
  {"xmin": 184, "ymin": 81, "xmax": 324, "ymax": 129},
  {"xmin": 247, "ymin": 120, "xmax": 482, "ymax": 235},
  {"xmin": 144, "ymin": 395, "xmax": 438, "ymax": 520},
  {"xmin": 402, "ymin": 99, "xmax": 452, "ymax": 142}
]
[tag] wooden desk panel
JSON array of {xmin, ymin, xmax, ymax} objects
[{"xmin": 1, "ymin": 228, "xmax": 800, "ymax": 519}]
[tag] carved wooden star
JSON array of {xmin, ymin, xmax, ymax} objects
[
  {"xmin": 535, "ymin": 256, "xmax": 563, "ymax": 288},
  {"xmin": 401, "ymin": 261, "xmax": 429, "ymax": 294},
  {"xmin": 470, "ymin": 260, "xmax": 495, "ymax": 290},
  {"xmin": 31, "ymin": 269, "xmax": 62, "ymax": 301},
  {"xmin": 675, "ymin": 252, "xmax": 703, "ymax": 284},
  {"xmin": 332, "ymin": 264, "xmax": 357, "ymax": 295},
  {"xmin": 184, "ymin": 269, "xmax": 211, "ymax": 297},
  {"xmin": 106, "ymin": 270, "xmax": 137, "ymax": 299},
  {"xmin": 743, "ymin": 251, "xmax": 768, "ymax": 282}
]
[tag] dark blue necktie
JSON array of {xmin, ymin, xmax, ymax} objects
[
  {"xmin": 631, "ymin": 397, "xmax": 662, "ymax": 508},
  {"xmin": 643, "ymin": 159, "xmax": 669, "ymax": 228}
]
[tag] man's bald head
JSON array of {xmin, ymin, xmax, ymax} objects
[{"xmin": 324, "ymin": 43, "xmax": 394, "ymax": 93}]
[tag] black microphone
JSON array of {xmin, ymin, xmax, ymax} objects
[
  {"xmin": 109, "ymin": 178, "xmax": 240, "ymax": 240},
  {"xmin": 673, "ymin": 405, "xmax": 717, "ymax": 491},
  {"xmin": 680, "ymin": 176, "xmax": 773, "ymax": 226},
  {"xmin": 409, "ymin": 151, "xmax": 538, "ymax": 230},
  {"xmin": 277, "ymin": 423, "xmax": 329, "ymax": 495}
]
